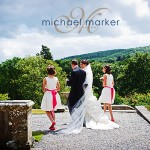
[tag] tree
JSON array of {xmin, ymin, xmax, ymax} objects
[
  {"xmin": 0, "ymin": 57, "xmax": 21, "ymax": 99},
  {"xmin": 16, "ymin": 56, "xmax": 66, "ymax": 108},
  {"xmin": 55, "ymin": 59, "xmax": 72, "ymax": 75},
  {"xmin": 117, "ymin": 53, "xmax": 150, "ymax": 96},
  {"xmin": 36, "ymin": 45, "xmax": 53, "ymax": 60},
  {"xmin": 91, "ymin": 62, "xmax": 104, "ymax": 97}
]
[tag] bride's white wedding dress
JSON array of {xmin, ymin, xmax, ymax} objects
[{"xmin": 57, "ymin": 64, "xmax": 119, "ymax": 134}]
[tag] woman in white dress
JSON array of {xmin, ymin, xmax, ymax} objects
[
  {"xmin": 99, "ymin": 65, "xmax": 115, "ymax": 122},
  {"xmin": 56, "ymin": 60, "xmax": 119, "ymax": 134},
  {"xmin": 41, "ymin": 65, "xmax": 61, "ymax": 130}
]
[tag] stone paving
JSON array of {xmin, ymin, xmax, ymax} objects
[
  {"xmin": 135, "ymin": 106, "xmax": 150, "ymax": 124},
  {"xmin": 32, "ymin": 112, "xmax": 150, "ymax": 150}
]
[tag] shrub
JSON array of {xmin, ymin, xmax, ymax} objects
[
  {"xmin": 114, "ymin": 92, "xmax": 125, "ymax": 105},
  {"xmin": 0, "ymin": 93, "xmax": 9, "ymax": 100},
  {"xmin": 120, "ymin": 93, "xmax": 150, "ymax": 107}
]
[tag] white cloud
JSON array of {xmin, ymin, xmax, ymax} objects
[
  {"xmin": 120, "ymin": 0, "xmax": 150, "ymax": 18},
  {"xmin": 0, "ymin": 27, "xmax": 149, "ymax": 62},
  {"xmin": 0, "ymin": 0, "xmax": 150, "ymax": 62}
]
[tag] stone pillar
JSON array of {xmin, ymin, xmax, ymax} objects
[
  {"xmin": 61, "ymin": 92, "xmax": 69, "ymax": 104},
  {"xmin": 0, "ymin": 100, "xmax": 34, "ymax": 150}
]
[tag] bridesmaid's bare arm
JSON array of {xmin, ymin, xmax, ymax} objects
[
  {"xmin": 112, "ymin": 80, "xmax": 114, "ymax": 87},
  {"xmin": 42, "ymin": 78, "xmax": 46, "ymax": 92},
  {"xmin": 103, "ymin": 74, "xmax": 107, "ymax": 87},
  {"xmin": 56, "ymin": 81, "xmax": 60, "ymax": 91}
]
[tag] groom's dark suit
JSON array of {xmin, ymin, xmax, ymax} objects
[{"xmin": 67, "ymin": 66, "xmax": 86, "ymax": 113}]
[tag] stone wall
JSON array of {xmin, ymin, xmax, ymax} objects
[{"xmin": 0, "ymin": 100, "xmax": 34, "ymax": 150}]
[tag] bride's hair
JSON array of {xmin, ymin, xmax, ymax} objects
[{"xmin": 80, "ymin": 60, "xmax": 89, "ymax": 65}]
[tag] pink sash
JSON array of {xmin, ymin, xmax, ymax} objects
[
  {"xmin": 105, "ymin": 86, "xmax": 114, "ymax": 102},
  {"xmin": 46, "ymin": 89, "xmax": 57, "ymax": 109}
]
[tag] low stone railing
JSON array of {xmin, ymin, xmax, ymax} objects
[
  {"xmin": 0, "ymin": 100, "xmax": 34, "ymax": 150},
  {"xmin": 61, "ymin": 92, "xmax": 69, "ymax": 100}
]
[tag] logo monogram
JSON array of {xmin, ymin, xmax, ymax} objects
[{"xmin": 42, "ymin": 7, "xmax": 120, "ymax": 33}]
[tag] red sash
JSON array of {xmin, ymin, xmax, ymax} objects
[
  {"xmin": 105, "ymin": 86, "xmax": 114, "ymax": 102},
  {"xmin": 46, "ymin": 89, "xmax": 57, "ymax": 109}
]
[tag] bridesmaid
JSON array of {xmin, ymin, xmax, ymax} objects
[
  {"xmin": 41, "ymin": 65, "xmax": 61, "ymax": 130},
  {"xmin": 99, "ymin": 65, "xmax": 115, "ymax": 122}
]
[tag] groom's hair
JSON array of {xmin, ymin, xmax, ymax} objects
[{"xmin": 71, "ymin": 59, "xmax": 78, "ymax": 65}]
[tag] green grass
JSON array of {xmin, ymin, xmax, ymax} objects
[
  {"xmin": 32, "ymin": 131, "xmax": 44, "ymax": 142},
  {"xmin": 32, "ymin": 109, "xmax": 45, "ymax": 114},
  {"xmin": 32, "ymin": 110, "xmax": 45, "ymax": 142}
]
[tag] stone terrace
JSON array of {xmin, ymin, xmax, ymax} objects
[{"xmin": 32, "ymin": 111, "xmax": 150, "ymax": 150}]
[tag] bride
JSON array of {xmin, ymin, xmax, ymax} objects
[{"xmin": 56, "ymin": 60, "xmax": 119, "ymax": 134}]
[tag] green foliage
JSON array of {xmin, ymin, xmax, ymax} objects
[
  {"xmin": 0, "ymin": 93, "xmax": 9, "ymax": 100},
  {"xmin": 117, "ymin": 53, "xmax": 150, "ymax": 96},
  {"xmin": 55, "ymin": 59, "xmax": 71, "ymax": 75},
  {"xmin": 0, "ymin": 57, "xmax": 21, "ymax": 99},
  {"xmin": 114, "ymin": 93, "xmax": 126, "ymax": 105},
  {"xmin": 32, "ymin": 131, "xmax": 44, "ymax": 142},
  {"xmin": 91, "ymin": 62, "xmax": 103, "ymax": 96},
  {"xmin": 36, "ymin": 45, "xmax": 53, "ymax": 60},
  {"xmin": 146, "ymin": 105, "xmax": 150, "ymax": 111},
  {"xmin": 16, "ymin": 56, "xmax": 66, "ymax": 108},
  {"xmin": 63, "ymin": 46, "xmax": 150, "ymax": 62},
  {"xmin": 113, "ymin": 92, "xmax": 150, "ymax": 107},
  {"xmin": 0, "ymin": 46, "xmax": 149, "ymax": 107},
  {"xmin": 56, "ymin": 52, "xmax": 150, "ymax": 107},
  {"xmin": 110, "ymin": 62, "xmax": 125, "ymax": 91},
  {"xmin": 59, "ymin": 96, "xmax": 67, "ymax": 105},
  {"xmin": 122, "ymin": 93, "xmax": 150, "ymax": 107}
]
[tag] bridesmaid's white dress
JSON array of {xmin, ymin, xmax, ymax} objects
[{"xmin": 41, "ymin": 77, "xmax": 61, "ymax": 111}]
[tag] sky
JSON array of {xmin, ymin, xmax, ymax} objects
[{"xmin": 0, "ymin": 0, "xmax": 150, "ymax": 62}]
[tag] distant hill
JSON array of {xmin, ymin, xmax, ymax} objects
[{"xmin": 62, "ymin": 45, "xmax": 150, "ymax": 61}]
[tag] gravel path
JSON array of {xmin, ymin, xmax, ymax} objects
[{"xmin": 32, "ymin": 112, "xmax": 150, "ymax": 150}]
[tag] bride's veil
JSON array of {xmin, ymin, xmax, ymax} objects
[
  {"xmin": 84, "ymin": 64, "xmax": 104, "ymax": 122},
  {"xmin": 56, "ymin": 64, "xmax": 103, "ymax": 134}
]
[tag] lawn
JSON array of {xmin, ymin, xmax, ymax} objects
[
  {"xmin": 32, "ymin": 131, "xmax": 44, "ymax": 142},
  {"xmin": 32, "ymin": 109, "xmax": 45, "ymax": 114}
]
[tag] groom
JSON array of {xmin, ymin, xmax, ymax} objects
[{"xmin": 66, "ymin": 60, "xmax": 86, "ymax": 113}]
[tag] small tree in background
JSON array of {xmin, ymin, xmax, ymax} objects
[{"xmin": 36, "ymin": 45, "xmax": 53, "ymax": 60}]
